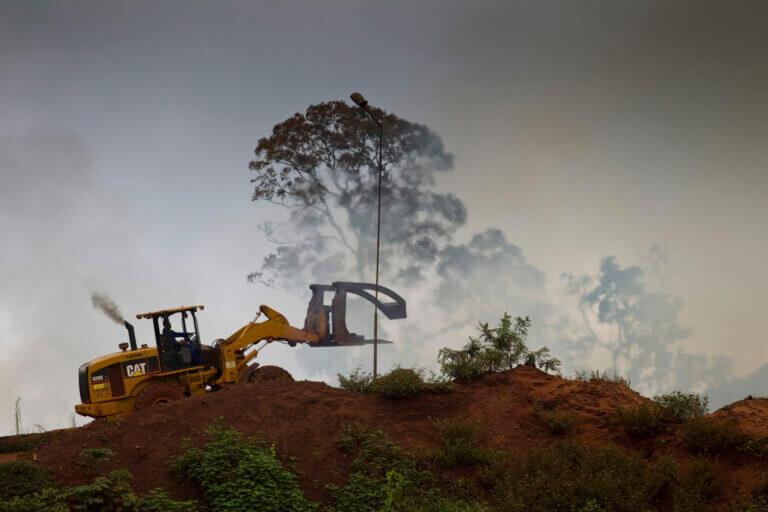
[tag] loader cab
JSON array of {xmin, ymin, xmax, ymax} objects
[{"xmin": 136, "ymin": 305, "xmax": 205, "ymax": 372}]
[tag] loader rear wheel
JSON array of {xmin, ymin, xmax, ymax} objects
[
  {"xmin": 248, "ymin": 365, "xmax": 294, "ymax": 383},
  {"xmin": 136, "ymin": 384, "xmax": 184, "ymax": 409}
]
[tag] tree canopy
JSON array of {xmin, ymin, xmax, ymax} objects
[{"xmin": 248, "ymin": 100, "xmax": 466, "ymax": 287}]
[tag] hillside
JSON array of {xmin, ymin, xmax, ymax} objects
[{"xmin": 4, "ymin": 366, "xmax": 768, "ymax": 510}]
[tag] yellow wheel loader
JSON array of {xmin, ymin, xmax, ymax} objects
[{"xmin": 75, "ymin": 282, "xmax": 405, "ymax": 419}]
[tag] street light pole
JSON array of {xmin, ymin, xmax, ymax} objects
[{"xmin": 350, "ymin": 92, "xmax": 383, "ymax": 380}]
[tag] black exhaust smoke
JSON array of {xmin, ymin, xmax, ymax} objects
[{"xmin": 124, "ymin": 321, "xmax": 137, "ymax": 351}]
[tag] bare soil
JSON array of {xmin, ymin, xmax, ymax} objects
[{"xmin": 7, "ymin": 366, "xmax": 768, "ymax": 509}]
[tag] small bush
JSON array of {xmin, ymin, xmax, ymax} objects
[
  {"xmin": 530, "ymin": 402, "xmax": 574, "ymax": 435},
  {"xmin": 439, "ymin": 314, "xmax": 560, "ymax": 383},
  {"xmin": 173, "ymin": 421, "xmax": 314, "ymax": 512},
  {"xmin": 741, "ymin": 438, "xmax": 768, "ymax": 459},
  {"xmin": 575, "ymin": 369, "xmax": 631, "ymax": 388},
  {"xmin": 329, "ymin": 426, "xmax": 487, "ymax": 512},
  {"xmin": 369, "ymin": 367, "xmax": 423, "ymax": 398},
  {"xmin": 615, "ymin": 402, "xmax": 666, "ymax": 439},
  {"xmin": 337, "ymin": 366, "xmax": 373, "ymax": 393},
  {"xmin": 0, "ymin": 469, "xmax": 196, "ymax": 511},
  {"xmin": 490, "ymin": 441, "xmax": 675, "ymax": 511},
  {"xmin": 423, "ymin": 371, "xmax": 455, "ymax": 394},
  {"xmin": 140, "ymin": 488, "xmax": 199, "ymax": 512},
  {"xmin": 653, "ymin": 391, "xmax": 709, "ymax": 422},
  {"xmin": 0, "ymin": 460, "xmax": 53, "ymax": 499},
  {"xmin": 435, "ymin": 419, "xmax": 494, "ymax": 467},
  {"xmin": 682, "ymin": 417, "xmax": 742, "ymax": 456},
  {"xmin": 671, "ymin": 458, "xmax": 718, "ymax": 510}
]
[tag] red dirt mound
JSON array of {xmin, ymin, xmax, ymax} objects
[{"xmin": 11, "ymin": 366, "xmax": 768, "ymax": 508}]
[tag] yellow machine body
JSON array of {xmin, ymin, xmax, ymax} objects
[{"xmin": 76, "ymin": 282, "xmax": 407, "ymax": 419}]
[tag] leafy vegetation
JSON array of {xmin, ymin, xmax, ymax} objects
[
  {"xmin": 0, "ymin": 461, "xmax": 52, "ymax": 500},
  {"xmin": 681, "ymin": 417, "xmax": 742, "ymax": 456},
  {"xmin": 740, "ymin": 438, "xmax": 768, "ymax": 459},
  {"xmin": 369, "ymin": 367, "xmax": 424, "ymax": 398},
  {"xmin": 434, "ymin": 419, "xmax": 495, "ymax": 467},
  {"xmin": 0, "ymin": 469, "xmax": 196, "ymax": 512},
  {"xmin": 337, "ymin": 366, "xmax": 373, "ymax": 393},
  {"xmin": 173, "ymin": 421, "xmax": 315, "ymax": 512},
  {"xmin": 614, "ymin": 402, "xmax": 667, "ymax": 439},
  {"xmin": 439, "ymin": 313, "xmax": 560, "ymax": 382},
  {"xmin": 653, "ymin": 391, "xmax": 709, "ymax": 422},
  {"xmin": 329, "ymin": 426, "xmax": 486, "ymax": 512},
  {"xmin": 530, "ymin": 402, "xmax": 574, "ymax": 435}
]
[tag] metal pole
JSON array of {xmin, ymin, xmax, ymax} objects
[
  {"xmin": 373, "ymin": 121, "xmax": 383, "ymax": 380},
  {"xmin": 349, "ymin": 92, "xmax": 384, "ymax": 381}
]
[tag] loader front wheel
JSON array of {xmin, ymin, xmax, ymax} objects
[
  {"xmin": 248, "ymin": 365, "xmax": 294, "ymax": 383},
  {"xmin": 136, "ymin": 384, "xmax": 184, "ymax": 409}
]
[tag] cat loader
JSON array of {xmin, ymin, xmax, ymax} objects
[{"xmin": 75, "ymin": 282, "xmax": 405, "ymax": 419}]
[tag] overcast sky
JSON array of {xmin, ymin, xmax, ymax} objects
[{"xmin": 1, "ymin": 1, "xmax": 767, "ymax": 435}]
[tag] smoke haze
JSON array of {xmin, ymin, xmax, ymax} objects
[
  {"xmin": 1, "ymin": 1, "xmax": 767, "ymax": 434},
  {"xmin": 91, "ymin": 293, "xmax": 124, "ymax": 325}
]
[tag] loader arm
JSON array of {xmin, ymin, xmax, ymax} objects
[{"xmin": 215, "ymin": 305, "xmax": 319, "ymax": 384}]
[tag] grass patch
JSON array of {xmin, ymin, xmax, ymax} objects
[{"xmin": 574, "ymin": 369, "xmax": 631, "ymax": 388}]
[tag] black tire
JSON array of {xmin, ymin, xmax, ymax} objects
[
  {"xmin": 248, "ymin": 365, "xmax": 294, "ymax": 383},
  {"xmin": 135, "ymin": 383, "xmax": 184, "ymax": 409}
]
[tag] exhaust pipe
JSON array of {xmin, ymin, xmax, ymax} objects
[{"xmin": 124, "ymin": 321, "xmax": 137, "ymax": 351}]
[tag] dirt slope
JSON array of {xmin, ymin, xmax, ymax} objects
[{"xmin": 12, "ymin": 366, "xmax": 768, "ymax": 508}]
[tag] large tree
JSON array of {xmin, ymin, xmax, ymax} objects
[{"xmin": 248, "ymin": 100, "xmax": 466, "ymax": 287}]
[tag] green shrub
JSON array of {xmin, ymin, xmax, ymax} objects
[
  {"xmin": 682, "ymin": 417, "xmax": 742, "ymax": 456},
  {"xmin": 0, "ymin": 461, "xmax": 52, "ymax": 499},
  {"xmin": 615, "ymin": 402, "xmax": 666, "ymax": 439},
  {"xmin": 173, "ymin": 422, "xmax": 315, "ymax": 512},
  {"xmin": 435, "ymin": 419, "xmax": 494, "ymax": 467},
  {"xmin": 140, "ymin": 488, "xmax": 199, "ymax": 512},
  {"xmin": 671, "ymin": 459, "xmax": 717, "ymax": 511},
  {"xmin": 422, "ymin": 371, "xmax": 455, "ymax": 394},
  {"xmin": 0, "ymin": 434, "xmax": 48, "ymax": 455},
  {"xmin": 337, "ymin": 366, "xmax": 373, "ymax": 393},
  {"xmin": 0, "ymin": 469, "xmax": 196, "ymax": 512},
  {"xmin": 530, "ymin": 402, "xmax": 574, "ymax": 435},
  {"xmin": 329, "ymin": 426, "xmax": 488, "ymax": 512},
  {"xmin": 438, "ymin": 314, "xmax": 560, "ymax": 383},
  {"xmin": 740, "ymin": 438, "xmax": 768, "ymax": 459},
  {"xmin": 490, "ymin": 441, "xmax": 674, "ymax": 512},
  {"xmin": 653, "ymin": 391, "xmax": 709, "ymax": 422},
  {"xmin": 328, "ymin": 429, "xmax": 425, "ymax": 512},
  {"xmin": 369, "ymin": 367, "xmax": 423, "ymax": 398}
]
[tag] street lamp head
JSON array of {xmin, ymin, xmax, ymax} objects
[{"xmin": 350, "ymin": 92, "xmax": 368, "ymax": 108}]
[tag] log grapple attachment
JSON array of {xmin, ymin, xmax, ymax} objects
[{"xmin": 303, "ymin": 281, "xmax": 406, "ymax": 346}]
